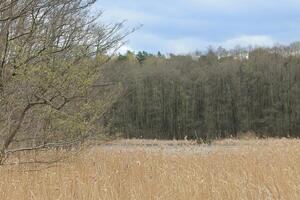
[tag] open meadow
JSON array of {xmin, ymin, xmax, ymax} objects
[{"xmin": 0, "ymin": 138, "xmax": 299, "ymax": 200}]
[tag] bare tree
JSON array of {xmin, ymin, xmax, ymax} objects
[{"xmin": 0, "ymin": 0, "xmax": 132, "ymax": 164}]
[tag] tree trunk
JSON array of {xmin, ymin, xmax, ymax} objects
[{"xmin": 0, "ymin": 104, "xmax": 32, "ymax": 164}]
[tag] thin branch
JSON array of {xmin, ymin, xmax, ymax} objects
[{"xmin": 5, "ymin": 137, "xmax": 84, "ymax": 154}]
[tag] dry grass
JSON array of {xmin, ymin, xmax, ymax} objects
[{"xmin": 0, "ymin": 139, "xmax": 300, "ymax": 200}]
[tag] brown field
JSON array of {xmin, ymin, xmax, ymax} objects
[{"xmin": 0, "ymin": 138, "xmax": 300, "ymax": 200}]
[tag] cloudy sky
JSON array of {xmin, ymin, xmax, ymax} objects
[{"xmin": 95, "ymin": 0, "xmax": 300, "ymax": 54}]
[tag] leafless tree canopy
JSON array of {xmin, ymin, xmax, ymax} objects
[{"xmin": 0, "ymin": 0, "xmax": 130, "ymax": 164}]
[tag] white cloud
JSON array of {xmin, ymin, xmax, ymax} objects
[
  {"xmin": 127, "ymin": 34, "xmax": 276, "ymax": 54},
  {"xmin": 116, "ymin": 44, "xmax": 134, "ymax": 54},
  {"xmin": 220, "ymin": 35, "xmax": 275, "ymax": 49},
  {"xmin": 165, "ymin": 38, "xmax": 209, "ymax": 54},
  {"xmin": 164, "ymin": 35, "xmax": 275, "ymax": 54}
]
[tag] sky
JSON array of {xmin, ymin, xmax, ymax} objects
[{"xmin": 95, "ymin": 0, "xmax": 300, "ymax": 54}]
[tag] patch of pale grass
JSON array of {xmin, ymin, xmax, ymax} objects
[
  {"xmin": 0, "ymin": 139, "xmax": 299, "ymax": 200},
  {"xmin": 104, "ymin": 138, "xmax": 198, "ymax": 146}
]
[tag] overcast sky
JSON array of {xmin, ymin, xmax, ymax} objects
[{"xmin": 95, "ymin": 0, "xmax": 300, "ymax": 54}]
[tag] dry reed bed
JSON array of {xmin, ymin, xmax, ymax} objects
[{"xmin": 0, "ymin": 139, "xmax": 300, "ymax": 200}]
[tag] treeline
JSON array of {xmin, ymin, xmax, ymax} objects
[{"xmin": 103, "ymin": 45, "xmax": 300, "ymax": 140}]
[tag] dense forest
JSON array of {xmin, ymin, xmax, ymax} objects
[{"xmin": 102, "ymin": 45, "xmax": 300, "ymax": 140}]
